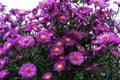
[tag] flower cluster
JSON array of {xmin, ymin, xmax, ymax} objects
[{"xmin": 0, "ymin": 0, "xmax": 120, "ymax": 80}]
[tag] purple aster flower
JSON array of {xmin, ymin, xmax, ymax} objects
[
  {"xmin": 63, "ymin": 37, "xmax": 75, "ymax": 46},
  {"xmin": 0, "ymin": 70, "xmax": 9, "ymax": 79},
  {"xmin": 18, "ymin": 63, "xmax": 37, "ymax": 78},
  {"xmin": 0, "ymin": 48, "xmax": 5, "ymax": 56},
  {"xmin": 80, "ymin": 31, "xmax": 90, "ymax": 39},
  {"xmin": 48, "ymin": 52, "xmax": 56, "ymax": 59},
  {"xmin": 58, "ymin": 14, "xmax": 69, "ymax": 23},
  {"xmin": 89, "ymin": 0, "xmax": 109, "ymax": 8},
  {"xmin": 0, "ymin": 57, "xmax": 9, "ymax": 69},
  {"xmin": 53, "ymin": 40, "xmax": 64, "ymax": 47},
  {"xmin": 84, "ymin": 63, "xmax": 98, "ymax": 72},
  {"xmin": 98, "ymin": 23, "xmax": 111, "ymax": 32},
  {"xmin": 15, "ymin": 9, "xmax": 30, "ymax": 16},
  {"xmin": 69, "ymin": 52, "xmax": 84, "ymax": 65},
  {"xmin": 38, "ymin": 0, "xmax": 55, "ymax": 9},
  {"xmin": 96, "ymin": 32, "xmax": 112, "ymax": 43},
  {"xmin": 84, "ymin": 66, "xmax": 96, "ymax": 72},
  {"xmin": 35, "ymin": 30, "xmax": 51, "ymax": 43},
  {"xmin": 96, "ymin": 32, "xmax": 120, "ymax": 44},
  {"xmin": 32, "ymin": 25, "xmax": 42, "ymax": 32},
  {"xmin": 50, "ymin": 46, "xmax": 64, "ymax": 57},
  {"xmin": 3, "ymin": 39, "xmax": 15, "ymax": 51},
  {"xmin": 98, "ymin": 1, "xmax": 109, "ymax": 8},
  {"xmin": 75, "ymin": 44, "xmax": 85, "ymax": 52},
  {"xmin": 18, "ymin": 36, "xmax": 35, "ymax": 48},
  {"xmin": 53, "ymin": 61, "xmax": 65, "ymax": 72},
  {"xmin": 42, "ymin": 72, "xmax": 53, "ymax": 80},
  {"xmin": 51, "ymin": 8, "xmax": 60, "ymax": 17},
  {"xmin": 55, "ymin": 55, "xmax": 68, "ymax": 62}
]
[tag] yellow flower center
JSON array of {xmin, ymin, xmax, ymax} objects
[
  {"xmin": 59, "ymin": 56, "xmax": 64, "ymax": 60},
  {"xmin": 34, "ymin": 27, "xmax": 39, "ymax": 31},
  {"xmin": 7, "ymin": 43, "xmax": 12, "ymax": 47},
  {"xmin": 95, "ymin": 40, "xmax": 99, "ymax": 43},
  {"xmin": 60, "ymin": 16, "xmax": 65, "ymax": 20},
  {"xmin": 0, "ymin": 50, "xmax": 2, "ymax": 54},
  {"xmin": 57, "ymin": 42, "xmax": 62, "ymax": 46},
  {"xmin": 65, "ymin": 38, "xmax": 71, "ymax": 43},
  {"xmin": 50, "ymin": 53, "xmax": 55, "ymax": 56},
  {"xmin": 40, "ymin": 35, "xmax": 46, "ymax": 40},
  {"xmin": 54, "ymin": 12, "xmax": 58, "ymax": 15},
  {"xmin": 73, "ymin": 56, "xmax": 79, "ymax": 61},
  {"xmin": 77, "ymin": 45, "xmax": 81, "ymax": 50},
  {"xmin": 81, "ymin": 32, "xmax": 86, "ymax": 36},
  {"xmin": 42, "ymin": 2, "xmax": 48, "ymax": 6},
  {"xmin": 101, "ymin": 28, "xmax": 105, "ymax": 31},
  {"xmin": 54, "ymin": 48, "xmax": 60, "ymax": 52},
  {"xmin": 2, "ymin": 72, "xmax": 7, "ymax": 76},
  {"xmin": 25, "ymin": 67, "xmax": 31, "ymax": 73},
  {"xmin": 95, "ymin": 0, "xmax": 100, "ymax": 3},
  {"xmin": 45, "ymin": 75, "xmax": 50, "ymax": 79},
  {"xmin": 85, "ymin": 67, "xmax": 91, "ymax": 71},
  {"xmin": 49, "ymin": 33, "xmax": 53, "ymax": 37},
  {"xmin": 104, "ymin": 14, "xmax": 108, "ymax": 17},
  {"xmin": 57, "ymin": 64, "xmax": 63, "ymax": 69},
  {"xmin": 24, "ymin": 38, "xmax": 29, "ymax": 43},
  {"xmin": 102, "ymin": 34, "xmax": 108, "ymax": 40},
  {"xmin": 19, "ymin": 10, "xmax": 24, "ymax": 15},
  {"xmin": 0, "ymin": 61, "xmax": 5, "ymax": 65},
  {"xmin": 30, "ymin": 22, "xmax": 35, "ymax": 26}
]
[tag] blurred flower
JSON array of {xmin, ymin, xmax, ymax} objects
[
  {"xmin": 53, "ymin": 61, "xmax": 65, "ymax": 72},
  {"xmin": 69, "ymin": 52, "xmax": 84, "ymax": 65},
  {"xmin": 63, "ymin": 37, "xmax": 75, "ymax": 46},
  {"xmin": 0, "ymin": 70, "xmax": 9, "ymax": 79},
  {"xmin": 58, "ymin": 14, "xmax": 69, "ymax": 23},
  {"xmin": 18, "ymin": 63, "xmax": 37, "ymax": 78},
  {"xmin": 101, "ymin": 73, "xmax": 106, "ymax": 77},
  {"xmin": 0, "ymin": 48, "xmax": 5, "ymax": 56},
  {"xmin": 42, "ymin": 72, "xmax": 53, "ymax": 80},
  {"xmin": 96, "ymin": 32, "xmax": 120, "ymax": 44},
  {"xmin": 3, "ymin": 39, "xmax": 15, "ymax": 51},
  {"xmin": 18, "ymin": 36, "xmax": 35, "ymax": 48},
  {"xmin": 35, "ymin": 30, "xmax": 51, "ymax": 43},
  {"xmin": 53, "ymin": 40, "xmax": 64, "ymax": 47},
  {"xmin": 50, "ymin": 46, "xmax": 64, "ymax": 57},
  {"xmin": 0, "ymin": 57, "xmax": 9, "ymax": 69}
]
